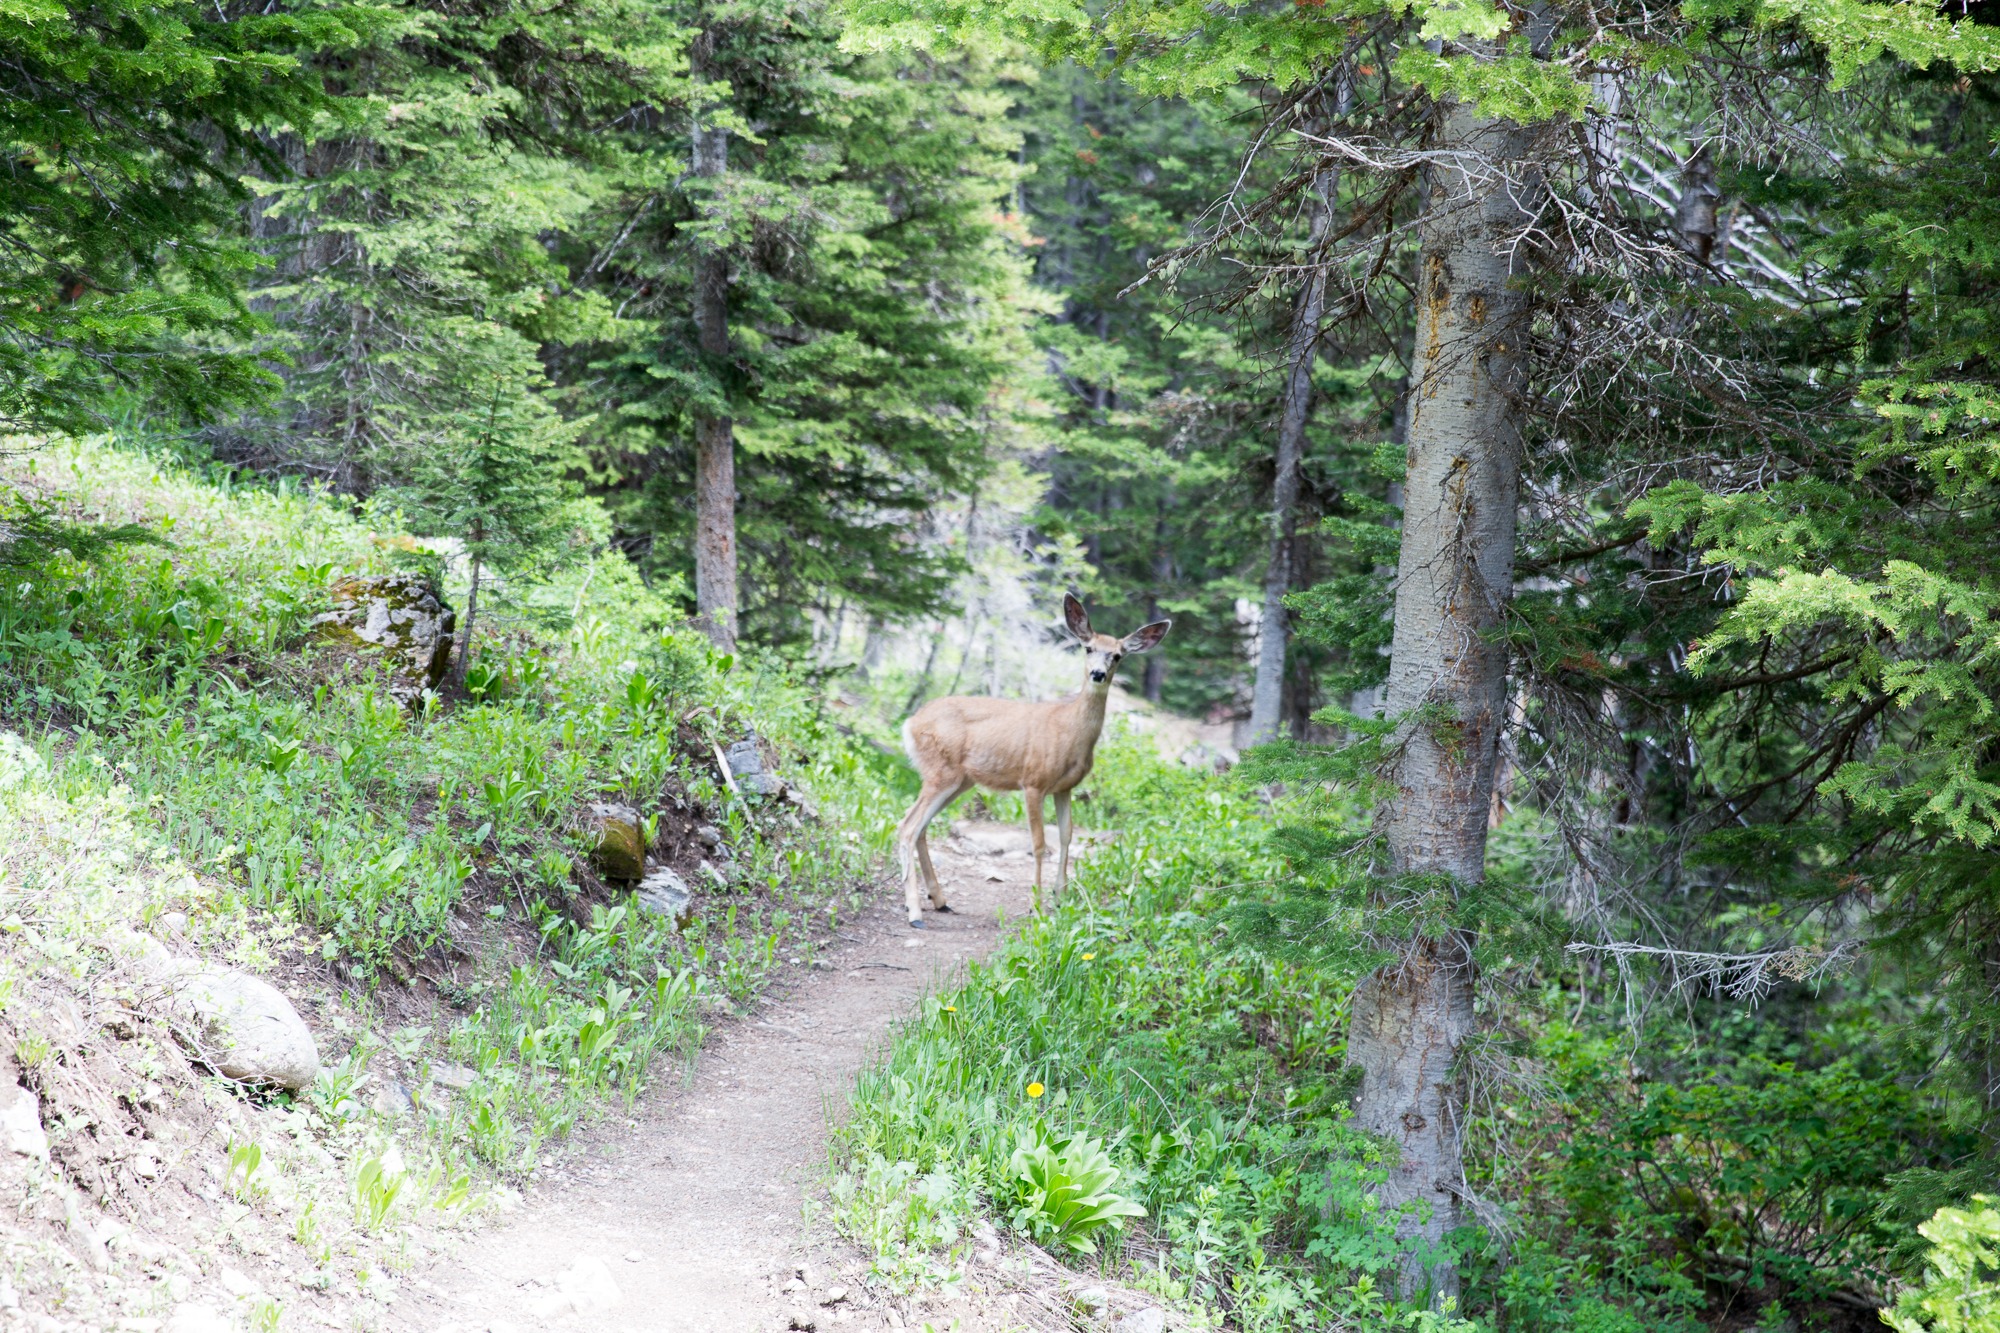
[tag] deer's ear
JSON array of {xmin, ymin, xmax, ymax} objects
[
  {"xmin": 1124, "ymin": 620, "xmax": 1172, "ymax": 653},
  {"xmin": 1063, "ymin": 593, "xmax": 1092, "ymax": 642}
]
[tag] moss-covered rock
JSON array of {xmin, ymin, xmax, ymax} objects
[
  {"xmin": 311, "ymin": 573, "xmax": 456, "ymax": 702},
  {"xmin": 587, "ymin": 802, "xmax": 646, "ymax": 881}
]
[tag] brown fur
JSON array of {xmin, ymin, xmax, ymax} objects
[{"xmin": 894, "ymin": 596, "xmax": 1169, "ymax": 926}]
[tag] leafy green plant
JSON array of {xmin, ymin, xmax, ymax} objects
[
  {"xmin": 352, "ymin": 1144, "xmax": 408, "ymax": 1232},
  {"xmin": 1888, "ymin": 1199, "xmax": 2000, "ymax": 1333},
  {"xmin": 1006, "ymin": 1123, "xmax": 1145, "ymax": 1254}
]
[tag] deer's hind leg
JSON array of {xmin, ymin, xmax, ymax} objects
[
  {"xmin": 898, "ymin": 777, "xmax": 969, "ymax": 928},
  {"xmin": 916, "ymin": 779, "xmax": 971, "ymax": 912}
]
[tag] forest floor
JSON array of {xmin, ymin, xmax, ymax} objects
[{"xmin": 394, "ymin": 819, "xmax": 1123, "ymax": 1333}]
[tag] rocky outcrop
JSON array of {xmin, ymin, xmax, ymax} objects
[{"xmin": 310, "ymin": 573, "xmax": 456, "ymax": 703}]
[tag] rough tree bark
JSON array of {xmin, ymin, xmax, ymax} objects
[
  {"xmin": 1348, "ymin": 91, "xmax": 1540, "ymax": 1299},
  {"xmin": 453, "ymin": 519, "xmax": 484, "ymax": 690},
  {"xmin": 690, "ymin": 31, "xmax": 737, "ymax": 651}
]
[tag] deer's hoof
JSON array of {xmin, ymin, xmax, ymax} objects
[
  {"xmin": 908, "ymin": 918, "xmax": 926, "ymax": 930},
  {"xmin": 933, "ymin": 903, "xmax": 955, "ymax": 914}
]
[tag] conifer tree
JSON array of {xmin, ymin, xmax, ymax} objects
[
  {"xmin": 578, "ymin": 17, "xmax": 1036, "ymax": 643},
  {"xmin": 387, "ymin": 338, "xmax": 594, "ymax": 685},
  {"xmin": 0, "ymin": 0, "xmax": 361, "ymax": 430}
]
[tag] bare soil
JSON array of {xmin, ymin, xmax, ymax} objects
[{"xmin": 395, "ymin": 819, "xmax": 1118, "ymax": 1333}]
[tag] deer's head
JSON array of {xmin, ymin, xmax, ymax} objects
[{"xmin": 1064, "ymin": 593, "xmax": 1171, "ymax": 689}]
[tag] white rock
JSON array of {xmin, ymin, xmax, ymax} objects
[
  {"xmin": 218, "ymin": 1267, "xmax": 260, "ymax": 1298},
  {"xmin": 1119, "ymin": 1310, "xmax": 1168, "ymax": 1333},
  {"xmin": 820, "ymin": 1284, "xmax": 848, "ymax": 1305},
  {"xmin": 179, "ymin": 968, "xmax": 320, "ymax": 1090},
  {"xmin": 624, "ymin": 1250, "xmax": 645, "ymax": 1263},
  {"xmin": 431, "ymin": 1063, "xmax": 478, "ymax": 1091},
  {"xmin": 1074, "ymin": 1285, "xmax": 1110, "ymax": 1314},
  {"xmin": 0, "ymin": 1079, "xmax": 47, "ymax": 1160},
  {"xmin": 164, "ymin": 1306, "xmax": 233, "ymax": 1333},
  {"xmin": 101, "ymin": 931, "xmax": 319, "ymax": 1089},
  {"xmin": 553, "ymin": 1256, "xmax": 621, "ymax": 1314}
]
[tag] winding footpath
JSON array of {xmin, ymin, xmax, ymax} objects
[{"xmin": 397, "ymin": 820, "xmax": 1074, "ymax": 1333}]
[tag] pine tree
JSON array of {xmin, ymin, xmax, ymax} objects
[
  {"xmin": 386, "ymin": 337, "xmax": 595, "ymax": 685},
  {"xmin": 0, "ymin": 0, "xmax": 363, "ymax": 430},
  {"xmin": 578, "ymin": 19, "xmax": 1037, "ymax": 644}
]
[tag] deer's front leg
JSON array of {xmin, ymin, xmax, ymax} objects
[
  {"xmin": 1053, "ymin": 789, "xmax": 1073, "ymax": 902},
  {"xmin": 1024, "ymin": 787, "xmax": 1047, "ymax": 913}
]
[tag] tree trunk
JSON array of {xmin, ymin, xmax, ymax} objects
[
  {"xmin": 1248, "ymin": 95, "xmax": 1345, "ymax": 746},
  {"xmin": 453, "ymin": 547, "xmax": 482, "ymax": 691},
  {"xmin": 690, "ymin": 33, "xmax": 737, "ymax": 651},
  {"xmin": 1348, "ymin": 92, "xmax": 1538, "ymax": 1300}
]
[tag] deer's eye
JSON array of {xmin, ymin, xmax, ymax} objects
[{"xmin": 1113, "ymin": 653, "xmax": 1123, "ymax": 662}]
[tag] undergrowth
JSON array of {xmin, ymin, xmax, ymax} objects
[
  {"xmin": 0, "ymin": 433, "xmax": 901, "ymax": 1178},
  {"xmin": 833, "ymin": 734, "xmax": 1955, "ymax": 1332},
  {"xmin": 831, "ymin": 737, "xmax": 1474, "ymax": 1329}
]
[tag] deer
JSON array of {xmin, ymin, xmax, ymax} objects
[{"xmin": 895, "ymin": 594, "xmax": 1171, "ymax": 928}]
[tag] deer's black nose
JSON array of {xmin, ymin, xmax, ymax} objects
[{"xmin": 1090, "ymin": 670, "xmax": 1107, "ymax": 682}]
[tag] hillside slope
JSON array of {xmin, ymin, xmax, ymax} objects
[{"xmin": 0, "ymin": 435, "xmax": 902, "ymax": 1331}]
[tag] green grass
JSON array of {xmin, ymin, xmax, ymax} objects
[
  {"xmin": 831, "ymin": 734, "xmax": 1478, "ymax": 1330},
  {"xmin": 0, "ymin": 432, "xmax": 903, "ymax": 1172}
]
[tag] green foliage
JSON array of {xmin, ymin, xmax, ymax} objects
[
  {"xmin": 580, "ymin": 28, "xmax": 1037, "ymax": 639},
  {"xmin": 0, "ymin": 433, "xmax": 898, "ymax": 1175},
  {"xmin": 835, "ymin": 739, "xmax": 1465, "ymax": 1326},
  {"xmin": 1887, "ymin": 1199, "xmax": 2000, "ymax": 1333},
  {"xmin": 1005, "ymin": 1123, "xmax": 1145, "ymax": 1253},
  {"xmin": 0, "ymin": 0, "xmax": 368, "ymax": 429}
]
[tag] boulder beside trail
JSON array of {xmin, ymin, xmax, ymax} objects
[
  {"xmin": 587, "ymin": 802, "xmax": 646, "ymax": 881},
  {"xmin": 105, "ymin": 931, "xmax": 321, "ymax": 1091},
  {"xmin": 310, "ymin": 573, "xmax": 456, "ymax": 701},
  {"xmin": 179, "ymin": 969, "xmax": 320, "ymax": 1090}
]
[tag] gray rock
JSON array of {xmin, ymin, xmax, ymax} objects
[
  {"xmin": 725, "ymin": 737, "xmax": 764, "ymax": 778},
  {"xmin": 784, "ymin": 786, "xmax": 820, "ymax": 819},
  {"xmin": 694, "ymin": 824, "xmax": 724, "ymax": 850},
  {"xmin": 309, "ymin": 573, "xmax": 456, "ymax": 702},
  {"xmin": 1073, "ymin": 1285, "xmax": 1110, "ymax": 1315},
  {"xmin": 699, "ymin": 861, "xmax": 730, "ymax": 891},
  {"xmin": 634, "ymin": 869, "xmax": 692, "ymax": 922},
  {"xmin": 0, "ymin": 1068, "xmax": 47, "ymax": 1161},
  {"xmin": 744, "ymin": 771, "xmax": 783, "ymax": 797},
  {"xmin": 1118, "ymin": 1310, "xmax": 1167, "ymax": 1333},
  {"xmin": 180, "ymin": 968, "xmax": 321, "ymax": 1090},
  {"xmin": 103, "ymin": 930, "xmax": 320, "ymax": 1089}
]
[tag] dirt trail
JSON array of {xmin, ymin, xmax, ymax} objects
[{"xmin": 400, "ymin": 819, "xmax": 1068, "ymax": 1333}]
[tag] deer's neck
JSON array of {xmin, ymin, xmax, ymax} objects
[{"xmin": 1066, "ymin": 684, "xmax": 1111, "ymax": 748}]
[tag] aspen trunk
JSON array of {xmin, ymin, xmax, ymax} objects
[
  {"xmin": 1349, "ymin": 94, "xmax": 1537, "ymax": 1299},
  {"xmin": 690, "ymin": 35, "xmax": 737, "ymax": 651},
  {"xmin": 454, "ymin": 544, "xmax": 482, "ymax": 690}
]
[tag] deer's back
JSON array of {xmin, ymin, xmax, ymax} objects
[{"xmin": 904, "ymin": 693, "xmax": 1099, "ymax": 793}]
